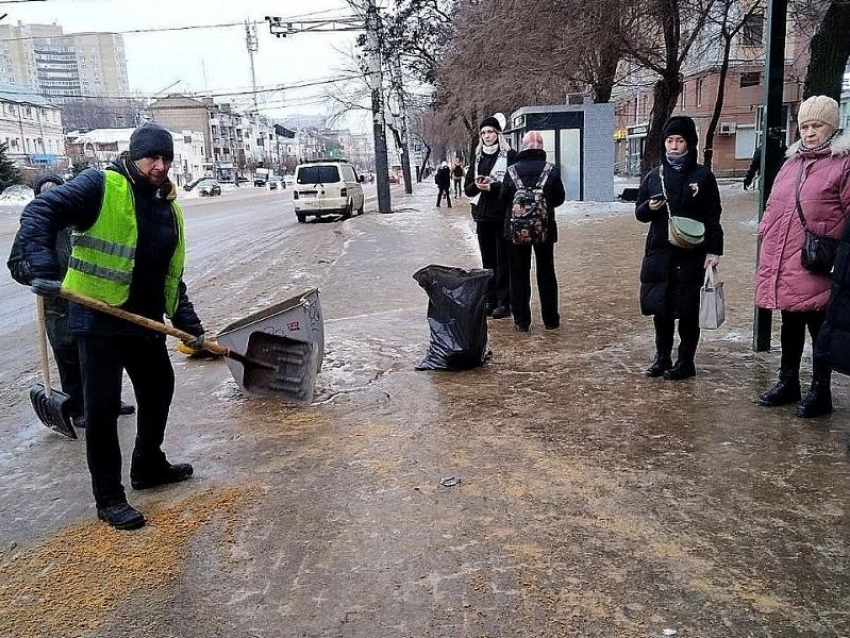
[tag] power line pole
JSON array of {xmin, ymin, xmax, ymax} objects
[
  {"xmin": 390, "ymin": 55, "xmax": 413, "ymax": 195},
  {"xmin": 364, "ymin": 0, "xmax": 391, "ymax": 212}
]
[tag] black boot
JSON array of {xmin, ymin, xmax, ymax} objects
[
  {"xmin": 645, "ymin": 355, "xmax": 673, "ymax": 378},
  {"xmin": 757, "ymin": 368, "xmax": 801, "ymax": 406},
  {"xmin": 664, "ymin": 359, "xmax": 696, "ymax": 381},
  {"xmin": 131, "ymin": 462, "xmax": 194, "ymax": 491},
  {"xmin": 796, "ymin": 370, "xmax": 833, "ymax": 419},
  {"xmin": 97, "ymin": 503, "xmax": 146, "ymax": 530}
]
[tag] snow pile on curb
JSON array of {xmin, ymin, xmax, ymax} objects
[
  {"xmin": 558, "ymin": 200, "xmax": 635, "ymax": 221},
  {"xmin": 0, "ymin": 185, "xmax": 34, "ymax": 205}
]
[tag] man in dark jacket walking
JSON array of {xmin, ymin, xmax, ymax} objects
[
  {"xmin": 8, "ymin": 123, "xmax": 205, "ymax": 530},
  {"xmin": 499, "ymin": 131, "xmax": 566, "ymax": 331},
  {"xmin": 434, "ymin": 161, "xmax": 452, "ymax": 207},
  {"xmin": 464, "ymin": 115, "xmax": 517, "ymax": 318}
]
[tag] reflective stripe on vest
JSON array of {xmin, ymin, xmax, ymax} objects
[{"xmin": 62, "ymin": 170, "xmax": 186, "ymax": 317}]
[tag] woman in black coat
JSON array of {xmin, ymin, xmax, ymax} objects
[
  {"xmin": 816, "ymin": 218, "xmax": 850, "ymax": 391},
  {"xmin": 464, "ymin": 114, "xmax": 517, "ymax": 318},
  {"xmin": 636, "ymin": 116, "xmax": 724, "ymax": 380},
  {"xmin": 499, "ymin": 131, "xmax": 566, "ymax": 331}
]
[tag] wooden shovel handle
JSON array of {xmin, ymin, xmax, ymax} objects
[{"xmin": 57, "ymin": 289, "xmax": 229, "ymax": 356}]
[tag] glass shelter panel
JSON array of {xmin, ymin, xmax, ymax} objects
[{"xmin": 559, "ymin": 129, "xmax": 581, "ymax": 200}]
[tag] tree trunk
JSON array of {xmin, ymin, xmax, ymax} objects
[
  {"xmin": 419, "ymin": 142, "xmax": 431, "ymax": 182},
  {"xmin": 641, "ymin": 74, "xmax": 682, "ymax": 176},
  {"xmin": 592, "ymin": 50, "xmax": 620, "ymax": 103},
  {"xmin": 803, "ymin": 0, "xmax": 850, "ymax": 100},
  {"xmin": 703, "ymin": 36, "xmax": 734, "ymax": 169}
]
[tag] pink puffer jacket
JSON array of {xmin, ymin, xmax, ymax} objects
[{"xmin": 756, "ymin": 132, "xmax": 850, "ymax": 312}]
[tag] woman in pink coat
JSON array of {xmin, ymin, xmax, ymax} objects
[{"xmin": 755, "ymin": 95, "xmax": 850, "ymax": 418}]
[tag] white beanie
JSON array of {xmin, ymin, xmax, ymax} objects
[{"xmin": 797, "ymin": 95, "xmax": 840, "ymax": 130}]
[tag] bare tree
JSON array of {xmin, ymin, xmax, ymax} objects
[
  {"xmin": 802, "ymin": 0, "xmax": 850, "ymax": 100},
  {"xmin": 702, "ymin": 0, "xmax": 765, "ymax": 168}
]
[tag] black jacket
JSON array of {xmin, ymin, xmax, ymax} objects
[
  {"xmin": 464, "ymin": 148, "xmax": 518, "ymax": 223},
  {"xmin": 7, "ymin": 156, "xmax": 203, "ymax": 337},
  {"xmin": 636, "ymin": 151, "xmax": 724, "ymax": 318},
  {"xmin": 498, "ymin": 148, "xmax": 566, "ymax": 243},
  {"xmin": 816, "ymin": 220, "xmax": 850, "ymax": 375},
  {"xmin": 434, "ymin": 165, "xmax": 451, "ymax": 189}
]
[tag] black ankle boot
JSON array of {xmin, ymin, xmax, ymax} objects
[
  {"xmin": 796, "ymin": 372, "xmax": 833, "ymax": 419},
  {"xmin": 757, "ymin": 369, "xmax": 801, "ymax": 406},
  {"xmin": 664, "ymin": 360, "xmax": 696, "ymax": 381},
  {"xmin": 645, "ymin": 355, "xmax": 673, "ymax": 377}
]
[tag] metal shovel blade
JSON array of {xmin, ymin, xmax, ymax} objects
[
  {"xmin": 29, "ymin": 383, "xmax": 77, "ymax": 439},
  {"xmin": 242, "ymin": 332, "xmax": 318, "ymax": 403}
]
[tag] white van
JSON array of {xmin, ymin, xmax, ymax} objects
[{"xmin": 293, "ymin": 160, "xmax": 365, "ymax": 223}]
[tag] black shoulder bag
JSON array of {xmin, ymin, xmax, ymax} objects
[{"xmin": 795, "ymin": 162, "xmax": 839, "ymax": 276}]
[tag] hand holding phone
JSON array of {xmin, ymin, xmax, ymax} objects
[{"xmin": 648, "ymin": 193, "xmax": 667, "ymax": 211}]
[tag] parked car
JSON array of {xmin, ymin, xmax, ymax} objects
[
  {"xmin": 196, "ymin": 179, "xmax": 221, "ymax": 197},
  {"xmin": 283, "ymin": 174, "xmax": 295, "ymax": 188},
  {"xmin": 293, "ymin": 160, "xmax": 365, "ymax": 223},
  {"xmin": 267, "ymin": 176, "xmax": 283, "ymax": 190}
]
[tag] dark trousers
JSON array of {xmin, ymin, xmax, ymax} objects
[
  {"xmin": 476, "ymin": 221, "xmax": 511, "ymax": 309},
  {"xmin": 53, "ymin": 344, "xmax": 84, "ymax": 417},
  {"xmin": 509, "ymin": 242, "xmax": 559, "ymax": 328},
  {"xmin": 437, "ymin": 187, "xmax": 452, "ymax": 207},
  {"xmin": 653, "ymin": 314, "xmax": 700, "ymax": 363},
  {"xmin": 78, "ymin": 335, "xmax": 175, "ymax": 508},
  {"xmin": 780, "ymin": 309, "xmax": 827, "ymax": 374},
  {"xmin": 453, "ymin": 178, "xmax": 463, "ymax": 198}
]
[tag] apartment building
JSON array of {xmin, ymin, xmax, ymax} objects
[{"xmin": 0, "ymin": 84, "xmax": 64, "ymax": 168}]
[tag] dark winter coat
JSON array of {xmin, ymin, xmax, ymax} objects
[
  {"xmin": 636, "ymin": 153, "xmax": 724, "ymax": 318},
  {"xmin": 434, "ymin": 165, "xmax": 451, "ymax": 189},
  {"xmin": 463, "ymin": 148, "xmax": 518, "ymax": 223},
  {"xmin": 7, "ymin": 156, "xmax": 203, "ymax": 337},
  {"xmin": 816, "ymin": 170, "xmax": 850, "ymax": 376},
  {"xmin": 498, "ymin": 148, "xmax": 566, "ymax": 243}
]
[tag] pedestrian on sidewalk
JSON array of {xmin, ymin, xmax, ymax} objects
[
  {"xmin": 755, "ymin": 95, "xmax": 850, "ymax": 418},
  {"xmin": 435, "ymin": 161, "xmax": 452, "ymax": 208},
  {"xmin": 451, "ymin": 157, "xmax": 465, "ymax": 198},
  {"xmin": 499, "ymin": 131, "xmax": 565, "ymax": 332},
  {"xmin": 636, "ymin": 116, "xmax": 724, "ymax": 381},
  {"xmin": 743, "ymin": 127, "xmax": 787, "ymax": 191},
  {"xmin": 8, "ymin": 122, "xmax": 206, "ymax": 531},
  {"xmin": 464, "ymin": 114, "xmax": 517, "ymax": 319}
]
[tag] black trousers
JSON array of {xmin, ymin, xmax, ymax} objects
[
  {"xmin": 509, "ymin": 242, "xmax": 559, "ymax": 328},
  {"xmin": 436, "ymin": 187, "xmax": 452, "ymax": 207},
  {"xmin": 476, "ymin": 221, "xmax": 511, "ymax": 309},
  {"xmin": 653, "ymin": 314, "xmax": 700, "ymax": 363},
  {"xmin": 78, "ymin": 335, "xmax": 175, "ymax": 508},
  {"xmin": 780, "ymin": 309, "xmax": 827, "ymax": 373},
  {"xmin": 453, "ymin": 178, "xmax": 463, "ymax": 198}
]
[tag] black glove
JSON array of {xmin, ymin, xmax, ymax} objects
[
  {"xmin": 182, "ymin": 333, "xmax": 206, "ymax": 350},
  {"xmin": 30, "ymin": 278, "xmax": 63, "ymax": 298}
]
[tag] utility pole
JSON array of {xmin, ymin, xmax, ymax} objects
[
  {"xmin": 753, "ymin": 0, "xmax": 788, "ymax": 352},
  {"xmin": 245, "ymin": 21, "xmax": 259, "ymax": 113},
  {"xmin": 390, "ymin": 54, "xmax": 413, "ymax": 195},
  {"xmin": 364, "ymin": 0, "xmax": 391, "ymax": 212},
  {"xmin": 264, "ymin": 9, "xmax": 393, "ymax": 212}
]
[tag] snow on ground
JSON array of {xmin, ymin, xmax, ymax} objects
[{"xmin": 0, "ymin": 186, "xmax": 34, "ymax": 205}]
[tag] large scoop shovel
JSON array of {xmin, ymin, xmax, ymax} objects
[
  {"xmin": 29, "ymin": 295, "xmax": 77, "ymax": 439},
  {"xmin": 57, "ymin": 289, "xmax": 276, "ymax": 376}
]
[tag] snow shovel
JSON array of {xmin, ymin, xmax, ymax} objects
[
  {"xmin": 56, "ymin": 289, "xmax": 317, "ymax": 401},
  {"xmin": 29, "ymin": 295, "xmax": 77, "ymax": 439}
]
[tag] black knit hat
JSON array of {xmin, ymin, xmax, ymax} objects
[
  {"xmin": 129, "ymin": 123, "xmax": 174, "ymax": 161},
  {"xmin": 662, "ymin": 116, "xmax": 698, "ymax": 149},
  {"xmin": 479, "ymin": 116, "xmax": 502, "ymax": 132}
]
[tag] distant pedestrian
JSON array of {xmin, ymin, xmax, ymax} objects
[
  {"xmin": 499, "ymin": 131, "xmax": 565, "ymax": 332},
  {"xmin": 464, "ymin": 114, "xmax": 517, "ymax": 319},
  {"xmin": 8, "ymin": 122, "xmax": 206, "ymax": 531},
  {"xmin": 743, "ymin": 128, "xmax": 787, "ymax": 190},
  {"xmin": 451, "ymin": 157, "xmax": 465, "ymax": 198},
  {"xmin": 435, "ymin": 161, "xmax": 452, "ymax": 208},
  {"xmin": 636, "ymin": 116, "xmax": 724, "ymax": 381},
  {"xmin": 755, "ymin": 95, "xmax": 850, "ymax": 418}
]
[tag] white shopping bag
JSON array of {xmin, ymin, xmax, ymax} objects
[{"xmin": 699, "ymin": 266, "xmax": 725, "ymax": 329}]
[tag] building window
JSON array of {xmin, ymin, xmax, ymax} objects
[
  {"xmin": 741, "ymin": 12, "xmax": 765, "ymax": 46},
  {"xmin": 680, "ymin": 82, "xmax": 686, "ymax": 109},
  {"xmin": 696, "ymin": 79, "xmax": 703, "ymax": 107},
  {"xmin": 740, "ymin": 72, "xmax": 762, "ymax": 88}
]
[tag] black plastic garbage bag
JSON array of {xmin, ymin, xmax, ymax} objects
[{"xmin": 413, "ymin": 265, "xmax": 493, "ymax": 371}]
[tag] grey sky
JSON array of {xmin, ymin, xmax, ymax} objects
[{"xmin": 2, "ymin": 0, "xmax": 370, "ymax": 128}]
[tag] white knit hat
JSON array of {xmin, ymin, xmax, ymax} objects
[{"xmin": 797, "ymin": 95, "xmax": 840, "ymax": 130}]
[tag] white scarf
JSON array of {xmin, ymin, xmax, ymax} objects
[{"xmin": 482, "ymin": 142, "xmax": 500, "ymax": 155}]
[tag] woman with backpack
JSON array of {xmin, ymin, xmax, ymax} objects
[
  {"xmin": 499, "ymin": 131, "xmax": 565, "ymax": 332},
  {"xmin": 755, "ymin": 95, "xmax": 850, "ymax": 418},
  {"xmin": 636, "ymin": 116, "xmax": 724, "ymax": 381},
  {"xmin": 451, "ymin": 158, "xmax": 465, "ymax": 198},
  {"xmin": 464, "ymin": 114, "xmax": 517, "ymax": 319}
]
